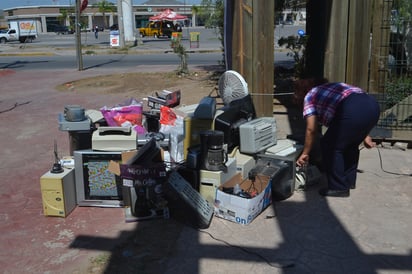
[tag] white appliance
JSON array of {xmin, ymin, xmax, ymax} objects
[{"xmin": 239, "ymin": 117, "xmax": 277, "ymax": 154}]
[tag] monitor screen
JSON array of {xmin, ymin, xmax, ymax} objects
[
  {"xmin": 74, "ymin": 150, "xmax": 124, "ymax": 207},
  {"xmin": 85, "ymin": 159, "xmax": 121, "ymax": 198}
]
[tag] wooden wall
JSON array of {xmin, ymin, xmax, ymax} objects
[
  {"xmin": 324, "ymin": 0, "xmax": 373, "ymax": 90},
  {"xmin": 231, "ymin": 1, "xmax": 274, "ymax": 117}
]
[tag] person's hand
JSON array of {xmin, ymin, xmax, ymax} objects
[
  {"xmin": 363, "ymin": 136, "xmax": 376, "ymax": 149},
  {"xmin": 296, "ymin": 153, "xmax": 309, "ymax": 167}
]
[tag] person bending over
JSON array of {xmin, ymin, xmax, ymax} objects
[{"xmin": 294, "ymin": 79, "xmax": 380, "ymax": 197}]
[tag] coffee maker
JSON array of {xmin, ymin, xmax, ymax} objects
[{"xmin": 199, "ymin": 130, "xmax": 228, "ymax": 172}]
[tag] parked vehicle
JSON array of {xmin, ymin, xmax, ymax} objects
[
  {"xmin": 0, "ymin": 20, "xmax": 37, "ymax": 43},
  {"xmin": 139, "ymin": 20, "xmax": 180, "ymax": 38},
  {"xmin": 109, "ymin": 24, "xmax": 118, "ymax": 31},
  {"xmin": 53, "ymin": 25, "xmax": 74, "ymax": 35}
]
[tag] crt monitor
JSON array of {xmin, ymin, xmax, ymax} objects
[
  {"xmin": 74, "ymin": 149, "xmax": 124, "ymax": 207},
  {"xmin": 214, "ymin": 94, "xmax": 256, "ymax": 152}
]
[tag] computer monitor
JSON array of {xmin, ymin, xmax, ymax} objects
[
  {"xmin": 74, "ymin": 150, "xmax": 124, "ymax": 207},
  {"xmin": 214, "ymin": 95, "xmax": 256, "ymax": 152}
]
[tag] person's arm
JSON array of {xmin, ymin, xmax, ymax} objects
[
  {"xmin": 363, "ymin": 135, "xmax": 376, "ymax": 149},
  {"xmin": 296, "ymin": 115, "xmax": 317, "ymax": 167}
]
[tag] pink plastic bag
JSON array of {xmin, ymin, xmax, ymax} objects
[{"xmin": 100, "ymin": 98, "xmax": 145, "ymax": 133}]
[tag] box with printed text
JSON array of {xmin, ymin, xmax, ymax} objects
[{"xmin": 214, "ymin": 173, "xmax": 272, "ymax": 225}]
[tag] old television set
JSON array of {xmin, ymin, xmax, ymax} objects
[{"xmin": 74, "ymin": 149, "xmax": 124, "ymax": 207}]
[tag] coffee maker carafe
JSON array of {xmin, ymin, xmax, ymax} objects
[{"xmin": 200, "ymin": 130, "xmax": 228, "ymax": 172}]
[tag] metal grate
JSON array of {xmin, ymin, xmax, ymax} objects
[{"xmin": 372, "ymin": 0, "xmax": 412, "ymax": 140}]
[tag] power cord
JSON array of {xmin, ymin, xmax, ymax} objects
[
  {"xmin": 196, "ymin": 228, "xmax": 295, "ymax": 269},
  {"xmin": 376, "ymin": 146, "xmax": 412, "ymax": 177},
  {"xmin": 358, "ymin": 146, "xmax": 411, "ymax": 178}
]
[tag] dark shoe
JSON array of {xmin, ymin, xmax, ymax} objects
[
  {"xmin": 319, "ymin": 188, "xmax": 350, "ymax": 197},
  {"xmin": 350, "ymin": 183, "xmax": 356, "ymax": 190}
]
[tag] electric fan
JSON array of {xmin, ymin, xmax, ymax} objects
[{"xmin": 218, "ymin": 70, "xmax": 249, "ymax": 105}]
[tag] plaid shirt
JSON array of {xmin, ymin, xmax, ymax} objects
[{"xmin": 303, "ymin": 82, "xmax": 364, "ymax": 126}]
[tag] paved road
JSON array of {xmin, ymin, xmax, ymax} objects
[
  {"xmin": 0, "ymin": 25, "xmax": 295, "ymax": 71},
  {"xmin": 0, "ymin": 52, "xmax": 225, "ymax": 70}
]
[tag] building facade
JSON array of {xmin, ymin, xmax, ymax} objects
[{"xmin": 3, "ymin": 3, "xmax": 195, "ymax": 33}]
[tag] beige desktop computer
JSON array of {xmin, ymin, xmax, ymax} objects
[{"xmin": 40, "ymin": 168, "xmax": 76, "ymax": 217}]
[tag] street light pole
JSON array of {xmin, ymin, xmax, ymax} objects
[
  {"xmin": 184, "ymin": 0, "xmax": 189, "ymax": 37},
  {"xmin": 75, "ymin": 0, "xmax": 83, "ymax": 70}
]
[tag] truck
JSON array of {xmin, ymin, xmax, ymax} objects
[
  {"xmin": 0, "ymin": 20, "xmax": 38, "ymax": 44},
  {"xmin": 139, "ymin": 20, "xmax": 180, "ymax": 38}
]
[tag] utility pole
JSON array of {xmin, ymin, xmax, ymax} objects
[
  {"xmin": 75, "ymin": 0, "xmax": 83, "ymax": 70},
  {"xmin": 117, "ymin": 0, "xmax": 125, "ymax": 47}
]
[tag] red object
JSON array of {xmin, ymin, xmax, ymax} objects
[
  {"xmin": 80, "ymin": 0, "xmax": 88, "ymax": 13},
  {"xmin": 149, "ymin": 9, "xmax": 188, "ymax": 21},
  {"xmin": 113, "ymin": 113, "xmax": 142, "ymax": 127},
  {"xmin": 159, "ymin": 106, "xmax": 177, "ymax": 126}
]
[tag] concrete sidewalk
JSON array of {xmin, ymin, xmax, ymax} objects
[{"xmin": 0, "ymin": 65, "xmax": 411, "ymax": 274}]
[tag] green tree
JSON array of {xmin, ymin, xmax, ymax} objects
[
  {"xmin": 198, "ymin": 0, "xmax": 224, "ymax": 51},
  {"xmin": 198, "ymin": 0, "xmax": 224, "ymax": 29},
  {"xmin": 393, "ymin": 0, "xmax": 412, "ymax": 21},
  {"xmin": 93, "ymin": 0, "xmax": 116, "ymax": 29},
  {"xmin": 58, "ymin": 7, "xmax": 75, "ymax": 28}
]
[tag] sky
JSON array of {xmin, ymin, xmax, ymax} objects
[{"xmin": 0, "ymin": 0, "xmax": 202, "ymax": 11}]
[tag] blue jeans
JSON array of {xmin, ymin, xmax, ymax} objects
[{"xmin": 321, "ymin": 93, "xmax": 380, "ymax": 190}]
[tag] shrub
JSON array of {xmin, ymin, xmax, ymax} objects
[{"xmin": 384, "ymin": 76, "xmax": 412, "ymax": 108}]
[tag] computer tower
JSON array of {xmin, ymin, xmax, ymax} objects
[{"xmin": 40, "ymin": 168, "xmax": 76, "ymax": 217}]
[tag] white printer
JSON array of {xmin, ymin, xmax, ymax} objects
[
  {"xmin": 239, "ymin": 117, "xmax": 277, "ymax": 154},
  {"xmin": 92, "ymin": 126, "xmax": 137, "ymax": 151}
]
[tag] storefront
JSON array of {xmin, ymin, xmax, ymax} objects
[{"xmin": 3, "ymin": 3, "xmax": 194, "ymax": 33}]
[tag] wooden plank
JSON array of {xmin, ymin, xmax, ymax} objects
[
  {"xmin": 251, "ymin": 0, "xmax": 274, "ymax": 117},
  {"xmin": 231, "ymin": 1, "xmax": 274, "ymax": 117},
  {"xmin": 346, "ymin": 0, "xmax": 372, "ymax": 89},
  {"xmin": 369, "ymin": 0, "xmax": 391, "ymax": 94},
  {"xmin": 324, "ymin": 0, "xmax": 349, "ymax": 82},
  {"xmin": 231, "ymin": 1, "xmax": 243, "ymax": 72},
  {"xmin": 242, "ymin": 0, "xmax": 253, "ymax": 89}
]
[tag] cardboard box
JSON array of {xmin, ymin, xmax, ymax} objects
[
  {"xmin": 214, "ymin": 173, "xmax": 272, "ymax": 225},
  {"xmin": 199, "ymin": 157, "xmax": 237, "ymax": 204},
  {"xmin": 108, "ymin": 150, "xmax": 138, "ymax": 176}
]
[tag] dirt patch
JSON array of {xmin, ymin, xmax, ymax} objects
[
  {"xmin": 56, "ymin": 70, "xmax": 223, "ymax": 107},
  {"xmin": 54, "ymin": 66, "xmax": 298, "ymax": 110}
]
